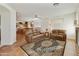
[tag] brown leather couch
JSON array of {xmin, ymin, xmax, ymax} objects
[
  {"xmin": 25, "ymin": 30, "xmax": 44, "ymax": 43},
  {"xmin": 50, "ymin": 29, "xmax": 66, "ymax": 41}
]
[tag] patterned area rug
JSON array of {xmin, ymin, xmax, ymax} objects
[{"xmin": 21, "ymin": 38, "xmax": 65, "ymax": 56}]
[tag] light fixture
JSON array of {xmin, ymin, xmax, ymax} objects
[{"xmin": 53, "ymin": 3, "xmax": 60, "ymax": 7}]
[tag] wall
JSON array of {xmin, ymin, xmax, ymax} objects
[
  {"xmin": 17, "ymin": 12, "xmax": 75, "ymax": 39},
  {"xmin": 76, "ymin": 8, "xmax": 79, "ymax": 24},
  {"xmin": 47, "ymin": 13, "xmax": 75, "ymax": 39},
  {"xmin": 51, "ymin": 13, "xmax": 75, "ymax": 39},
  {"xmin": 0, "ymin": 4, "xmax": 16, "ymax": 45}
]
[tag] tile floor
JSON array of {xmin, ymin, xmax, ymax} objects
[{"xmin": 64, "ymin": 39, "xmax": 76, "ymax": 56}]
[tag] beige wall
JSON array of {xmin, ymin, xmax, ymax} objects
[
  {"xmin": 52, "ymin": 13, "xmax": 75, "ymax": 39},
  {"xmin": 17, "ymin": 12, "xmax": 75, "ymax": 39}
]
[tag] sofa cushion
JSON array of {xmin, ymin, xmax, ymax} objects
[
  {"xmin": 58, "ymin": 30, "xmax": 65, "ymax": 34},
  {"xmin": 52, "ymin": 30, "xmax": 58, "ymax": 34}
]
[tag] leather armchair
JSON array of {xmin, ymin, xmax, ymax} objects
[{"xmin": 50, "ymin": 29, "xmax": 66, "ymax": 41}]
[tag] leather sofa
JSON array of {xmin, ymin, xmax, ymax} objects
[
  {"xmin": 25, "ymin": 31, "xmax": 44, "ymax": 43},
  {"xmin": 50, "ymin": 29, "xmax": 66, "ymax": 41}
]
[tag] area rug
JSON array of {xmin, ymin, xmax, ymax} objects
[{"xmin": 21, "ymin": 38, "xmax": 65, "ymax": 56}]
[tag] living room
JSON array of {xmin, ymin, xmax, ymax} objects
[
  {"xmin": 0, "ymin": 3, "xmax": 79, "ymax": 56},
  {"xmin": 15, "ymin": 3, "xmax": 78, "ymax": 56}
]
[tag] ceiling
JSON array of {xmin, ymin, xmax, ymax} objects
[{"xmin": 7, "ymin": 3, "xmax": 79, "ymax": 18}]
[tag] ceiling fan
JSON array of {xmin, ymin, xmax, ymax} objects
[{"xmin": 53, "ymin": 3, "xmax": 60, "ymax": 7}]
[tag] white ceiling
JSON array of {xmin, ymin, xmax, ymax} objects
[{"xmin": 7, "ymin": 3, "xmax": 79, "ymax": 18}]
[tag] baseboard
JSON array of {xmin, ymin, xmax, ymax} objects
[{"xmin": 0, "ymin": 41, "xmax": 16, "ymax": 47}]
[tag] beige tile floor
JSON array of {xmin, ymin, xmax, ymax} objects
[{"xmin": 64, "ymin": 39, "xmax": 76, "ymax": 56}]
